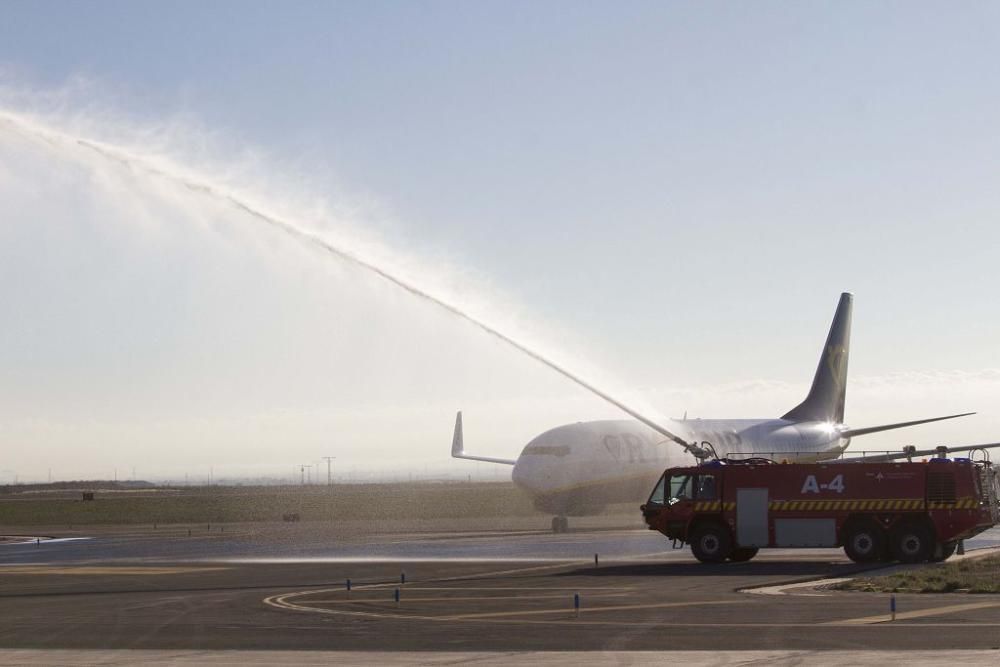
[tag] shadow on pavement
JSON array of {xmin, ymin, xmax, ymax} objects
[{"xmin": 558, "ymin": 560, "xmax": 870, "ymax": 578}]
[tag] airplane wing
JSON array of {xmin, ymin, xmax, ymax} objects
[
  {"xmin": 841, "ymin": 412, "xmax": 975, "ymax": 438},
  {"xmin": 837, "ymin": 441, "xmax": 1000, "ymax": 463},
  {"xmin": 450, "ymin": 412, "xmax": 517, "ymax": 465}
]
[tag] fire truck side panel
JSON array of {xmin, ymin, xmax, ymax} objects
[{"xmin": 735, "ymin": 488, "xmax": 769, "ymax": 547}]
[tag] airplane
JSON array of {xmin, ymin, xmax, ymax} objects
[{"xmin": 452, "ymin": 293, "xmax": 992, "ymax": 532}]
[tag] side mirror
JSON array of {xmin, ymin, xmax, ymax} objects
[{"xmin": 668, "ymin": 497, "xmax": 680, "ymax": 506}]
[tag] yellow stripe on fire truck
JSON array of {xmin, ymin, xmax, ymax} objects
[{"xmin": 690, "ymin": 498, "xmax": 980, "ymax": 512}]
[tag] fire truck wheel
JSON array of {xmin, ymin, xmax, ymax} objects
[
  {"xmin": 729, "ymin": 547, "xmax": 758, "ymax": 562},
  {"xmin": 843, "ymin": 521, "xmax": 886, "ymax": 563},
  {"xmin": 891, "ymin": 522, "xmax": 934, "ymax": 563},
  {"xmin": 690, "ymin": 522, "xmax": 733, "ymax": 563}
]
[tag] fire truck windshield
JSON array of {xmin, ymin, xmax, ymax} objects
[
  {"xmin": 648, "ymin": 474, "xmax": 667, "ymax": 505},
  {"xmin": 648, "ymin": 472, "xmax": 719, "ymax": 506},
  {"xmin": 667, "ymin": 473, "xmax": 717, "ymax": 505}
]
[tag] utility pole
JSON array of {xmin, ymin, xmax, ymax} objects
[
  {"xmin": 299, "ymin": 464, "xmax": 311, "ymax": 486},
  {"xmin": 322, "ymin": 456, "xmax": 336, "ymax": 486}
]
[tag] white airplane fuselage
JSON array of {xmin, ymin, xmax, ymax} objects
[{"xmin": 511, "ymin": 418, "xmax": 850, "ymax": 515}]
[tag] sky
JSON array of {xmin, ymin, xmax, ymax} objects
[{"xmin": 1, "ymin": 1, "xmax": 999, "ymax": 482}]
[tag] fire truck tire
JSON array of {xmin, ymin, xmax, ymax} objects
[
  {"xmin": 890, "ymin": 522, "xmax": 935, "ymax": 563},
  {"xmin": 690, "ymin": 522, "xmax": 733, "ymax": 563},
  {"xmin": 843, "ymin": 520, "xmax": 886, "ymax": 563},
  {"xmin": 729, "ymin": 547, "xmax": 758, "ymax": 562},
  {"xmin": 930, "ymin": 540, "xmax": 958, "ymax": 563}
]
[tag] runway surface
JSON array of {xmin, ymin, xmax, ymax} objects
[
  {"xmin": 3, "ymin": 518, "xmax": 999, "ymax": 563},
  {"xmin": 1, "ymin": 520, "xmax": 1000, "ymax": 654}
]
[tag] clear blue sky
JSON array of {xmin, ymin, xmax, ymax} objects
[{"xmin": 1, "ymin": 2, "xmax": 999, "ymax": 480}]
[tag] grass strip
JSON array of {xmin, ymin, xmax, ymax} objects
[{"xmin": 837, "ymin": 554, "xmax": 1000, "ymax": 594}]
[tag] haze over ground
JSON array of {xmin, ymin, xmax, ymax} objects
[{"xmin": 1, "ymin": 2, "xmax": 999, "ymax": 482}]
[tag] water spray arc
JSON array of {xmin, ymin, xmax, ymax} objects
[{"xmin": 0, "ymin": 111, "xmax": 699, "ymax": 457}]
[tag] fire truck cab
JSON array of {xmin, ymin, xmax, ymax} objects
[{"xmin": 641, "ymin": 458, "xmax": 999, "ymax": 564}]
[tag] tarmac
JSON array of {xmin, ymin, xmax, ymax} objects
[
  {"xmin": 1, "ymin": 520, "xmax": 999, "ymax": 660},
  {"xmin": 0, "ymin": 650, "xmax": 998, "ymax": 666}
]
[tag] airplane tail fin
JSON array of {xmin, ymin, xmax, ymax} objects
[{"xmin": 782, "ymin": 292, "xmax": 852, "ymax": 423}]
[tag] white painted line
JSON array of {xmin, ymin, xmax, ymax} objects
[{"xmin": 744, "ymin": 577, "xmax": 853, "ymax": 596}]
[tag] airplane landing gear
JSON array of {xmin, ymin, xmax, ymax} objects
[{"xmin": 551, "ymin": 516, "xmax": 569, "ymax": 533}]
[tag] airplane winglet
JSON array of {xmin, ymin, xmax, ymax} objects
[
  {"xmin": 452, "ymin": 411, "xmax": 464, "ymax": 457},
  {"xmin": 449, "ymin": 411, "xmax": 517, "ymax": 465}
]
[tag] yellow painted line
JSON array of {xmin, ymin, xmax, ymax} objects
[
  {"xmin": 0, "ymin": 566, "xmax": 229, "ymax": 576},
  {"xmin": 334, "ymin": 586, "xmax": 632, "ymax": 591},
  {"xmin": 357, "ymin": 561, "xmax": 587, "ymax": 590},
  {"xmin": 824, "ymin": 601, "xmax": 1000, "ymax": 626},
  {"xmin": 314, "ymin": 552, "xmax": 653, "ymax": 599},
  {"xmin": 348, "ymin": 551, "xmax": 680, "ymax": 592},
  {"xmin": 301, "ymin": 593, "xmax": 631, "ymax": 604},
  {"xmin": 442, "ymin": 599, "xmax": 741, "ymax": 620}
]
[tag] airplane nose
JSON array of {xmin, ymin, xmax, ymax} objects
[
  {"xmin": 511, "ymin": 458, "xmax": 532, "ymax": 491},
  {"xmin": 512, "ymin": 447, "xmax": 559, "ymax": 495},
  {"xmin": 512, "ymin": 454, "xmax": 549, "ymax": 494}
]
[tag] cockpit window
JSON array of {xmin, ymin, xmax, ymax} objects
[{"xmin": 522, "ymin": 444, "xmax": 570, "ymax": 457}]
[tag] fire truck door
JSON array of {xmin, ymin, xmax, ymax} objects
[{"xmin": 736, "ymin": 488, "xmax": 769, "ymax": 547}]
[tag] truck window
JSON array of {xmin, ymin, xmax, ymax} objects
[
  {"xmin": 669, "ymin": 474, "xmax": 693, "ymax": 501},
  {"xmin": 648, "ymin": 474, "xmax": 667, "ymax": 505},
  {"xmin": 696, "ymin": 474, "xmax": 717, "ymax": 500}
]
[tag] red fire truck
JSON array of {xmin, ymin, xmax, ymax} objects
[{"xmin": 641, "ymin": 457, "xmax": 999, "ymax": 563}]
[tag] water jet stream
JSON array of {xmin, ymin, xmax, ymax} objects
[{"xmin": 0, "ymin": 111, "xmax": 691, "ymax": 450}]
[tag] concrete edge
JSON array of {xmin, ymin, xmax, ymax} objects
[{"xmin": 739, "ymin": 545, "xmax": 1000, "ymax": 596}]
